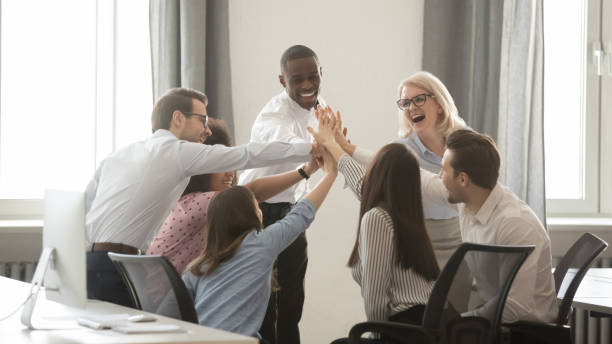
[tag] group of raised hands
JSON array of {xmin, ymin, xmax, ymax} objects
[{"xmin": 305, "ymin": 105, "xmax": 352, "ymax": 175}]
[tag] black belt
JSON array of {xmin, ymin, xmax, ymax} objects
[{"xmin": 89, "ymin": 242, "xmax": 141, "ymax": 255}]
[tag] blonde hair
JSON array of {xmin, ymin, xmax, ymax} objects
[{"xmin": 397, "ymin": 71, "xmax": 465, "ymax": 139}]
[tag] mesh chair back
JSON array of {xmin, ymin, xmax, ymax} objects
[
  {"xmin": 107, "ymin": 253, "xmax": 198, "ymax": 323},
  {"xmin": 553, "ymin": 233, "xmax": 608, "ymax": 325},
  {"xmin": 422, "ymin": 243, "xmax": 534, "ymax": 344}
]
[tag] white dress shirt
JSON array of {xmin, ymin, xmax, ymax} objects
[
  {"xmin": 419, "ymin": 170, "xmax": 558, "ymax": 323},
  {"xmin": 85, "ymin": 129, "xmax": 311, "ymax": 251},
  {"xmin": 238, "ymin": 91, "xmax": 324, "ymax": 203}
]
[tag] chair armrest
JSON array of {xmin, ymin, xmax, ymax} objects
[
  {"xmin": 446, "ymin": 316, "xmax": 490, "ymax": 344},
  {"xmin": 503, "ymin": 321, "xmax": 571, "ymax": 344},
  {"xmin": 348, "ymin": 321, "xmax": 435, "ymax": 344}
]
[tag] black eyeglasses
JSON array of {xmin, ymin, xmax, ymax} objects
[
  {"xmin": 182, "ymin": 112, "xmax": 209, "ymax": 128},
  {"xmin": 396, "ymin": 93, "xmax": 435, "ymax": 111}
]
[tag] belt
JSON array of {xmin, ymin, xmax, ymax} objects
[{"xmin": 89, "ymin": 242, "xmax": 141, "ymax": 255}]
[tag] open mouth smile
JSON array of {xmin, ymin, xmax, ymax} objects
[{"xmin": 411, "ymin": 114, "xmax": 426, "ymax": 123}]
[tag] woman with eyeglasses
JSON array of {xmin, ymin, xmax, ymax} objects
[{"xmin": 335, "ymin": 71, "xmax": 466, "ymax": 269}]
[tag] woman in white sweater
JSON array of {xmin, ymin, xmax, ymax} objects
[{"xmin": 309, "ymin": 107, "xmax": 439, "ymax": 342}]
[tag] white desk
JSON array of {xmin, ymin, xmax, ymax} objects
[
  {"xmin": 571, "ymin": 268, "xmax": 612, "ymax": 314},
  {"xmin": 0, "ymin": 276, "xmax": 258, "ymax": 344}
]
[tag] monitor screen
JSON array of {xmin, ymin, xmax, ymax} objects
[{"xmin": 43, "ymin": 189, "xmax": 87, "ymax": 308}]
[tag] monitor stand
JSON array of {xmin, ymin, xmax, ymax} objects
[{"xmin": 20, "ymin": 247, "xmax": 56, "ymax": 329}]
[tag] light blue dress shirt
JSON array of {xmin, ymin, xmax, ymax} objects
[
  {"xmin": 393, "ymin": 132, "xmax": 458, "ymax": 220},
  {"xmin": 182, "ymin": 199, "xmax": 316, "ymax": 337}
]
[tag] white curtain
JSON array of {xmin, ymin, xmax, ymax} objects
[{"xmin": 423, "ymin": 0, "xmax": 546, "ymax": 224}]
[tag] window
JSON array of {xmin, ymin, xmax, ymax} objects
[
  {"xmin": 544, "ymin": 0, "xmax": 612, "ymax": 216},
  {"xmin": 0, "ymin": 0, "xmax": 152, "ymax": 219}
]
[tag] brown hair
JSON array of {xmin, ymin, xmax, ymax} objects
[
  {"xmin": 348, "ymin": 143, "xmax": 439, "ymax": 281},
  {"xmin": 188, "ymin": 186, "xmax": 262, "ymax": 276},
  {"xmin": 446, "ymin": 129, "xmax": 500, "ymax": 190},
  {"xmin": 181, "ymin": 119, "xmax": 235, "ymax": 196},
  {"xmin": 151, "ymin": 88, "xmax": 208, "ymax": 132}
]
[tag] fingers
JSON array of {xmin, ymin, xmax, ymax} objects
[{"xmin": 343, "ymin": 127, "xmax": 348, "ymax": 137}]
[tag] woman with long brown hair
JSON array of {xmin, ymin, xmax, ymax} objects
[
  {"xmin": 147, "ymin": 119, "xmax": 319, "ymax": 275},
  {"xmin": 181, "ymin": 147, "xmax": 337, "ymax": 339},
  {"xmin": 308, "ymin": 108, "xmax": 439, "ymax": 341}
]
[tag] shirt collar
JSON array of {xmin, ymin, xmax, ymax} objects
[
  {"xmin": 283, "ymin": 90, "xmax": 322, "ymax": 118},
  {"xmin": 153, "ymin": 129, "xmax": 177, "ymax": 139},
  {"xmin": 410, "ymin": 132, "xmax": 440, "ymax": 160},
  {"xmin": 473, "ymin": 183, "xmax": 504, "ymax": 225}
]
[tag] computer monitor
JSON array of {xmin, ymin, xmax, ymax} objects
[{"xmin": 21, "ymin": 189, "xmax": 87, "ymax": 329}]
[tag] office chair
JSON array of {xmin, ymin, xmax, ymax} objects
[
  {"xmin": 505, "ymin": 233, "xmax": 608, "ymax": 344},
  {"xmin": 347, "ymin": 243, "xmax": 535, "ymax": 344},
  {"xmin": 107, "ymin": 253, "xmax": 199, "ymax": 323}
]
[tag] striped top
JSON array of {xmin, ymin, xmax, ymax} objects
[{"xmin": 338, "ymin": 154, "xmax": 434, "ymax": 321}]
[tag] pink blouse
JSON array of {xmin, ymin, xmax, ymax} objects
[{"xmin": 147, "ymin": 191, "xmax": 215, "ymax": 274}]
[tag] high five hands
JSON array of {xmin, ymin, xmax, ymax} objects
[{"xmin": 308, "ymin": 105, "xmax": 350, "ymax": 163}]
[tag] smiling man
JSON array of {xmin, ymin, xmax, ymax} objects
[
  {"xmin": 85, "ymin": 87, "xmax": 313, "ymax": 309},
  {"xmin": 419, "ymin": 129, "xmax": 558, "ymax": 324},
  {"xmin": 238, "ymin": 45, "xmax": 325, "ymax": 344}
]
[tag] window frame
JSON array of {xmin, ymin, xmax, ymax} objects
[
  {"xmin": 0, "ymin": 0, "xmax": 152, "ymax": 220},
  {"xmin": 545, "ymin": 0, "xmax": 612, "ymax": 217}
]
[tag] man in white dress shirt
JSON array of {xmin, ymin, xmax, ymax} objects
[
  {"xmin": 85, "ymin": 87, "xmax": 312, "ymax": 308},
  {"xmin": 238, "ymin": 45, "xmax": 324, "ymax": 344},
  {"xmin": 419, "ymin": 129, "xmax": 558, "ymax": 324}
]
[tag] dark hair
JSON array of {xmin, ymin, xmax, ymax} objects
[
  {"xmin": 151, "ymin": 88, "xmax": 208, "ymax": 132},
  {"xmin": 181, "ymin": 119, "xmax": 234, "ymax": 196},
  {"xmin": 446, "ymin": 129, "xmax": 500, "ymax": 190},
  {"xmin": 189, "ymin": 186, "xmax": 262, "ymax": 276},
  {"xmin": 348, "ymin": 144, "xmax": 439, "ymax": 281},
  {"xmin": 280, "ymin": 45, "xmax": 319, "ymax": 73}
]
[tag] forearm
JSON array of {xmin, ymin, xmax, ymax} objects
[
  {"xmin": 338, "ymin": 139, "xmax": 356, "ymax": 156},
  {"xmin": 246, "ymin": 170, "xmax": 303, "ymax": 202},
  {"xmin": 305, "ymin": 172, "xmax": 337, "ymax": 210}
]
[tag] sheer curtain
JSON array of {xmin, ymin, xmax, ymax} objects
[
  {"xmin": 149, "ymin": 0, "xmax": 234, "ymax": 135},
  {"xmin": 423, "ymin": 0, "xmax": 546, "ymax": 224}
]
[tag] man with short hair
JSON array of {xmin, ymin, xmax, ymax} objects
[
  {"xmin": 420, "ymin": 129, "xmax": 558, "ymax": 323},
  {"xmin": 238, "ymin": 45, "xmax": 324, "ymax": 344},
  {"xmin": 86, "ymin": 87, "xmax": 312, "ymax": 308}
]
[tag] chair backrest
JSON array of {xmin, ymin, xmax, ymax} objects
[
  {"xmin": 107, "ymin": 253, "xmax": 198, "ymax": 323},
  {"xmin": 422, "ymin": 243, "xmax": 534, "ymax": 344},
  {"xmin": 553, "ymin": 233, "xmax": 608, "ymax": 325}
]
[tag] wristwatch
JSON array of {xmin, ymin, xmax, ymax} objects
[{"xmin": 297, "ymin": 165, "xmax": 310, "ymax": 179}]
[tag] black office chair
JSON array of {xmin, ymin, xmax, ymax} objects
[
  {"xmin": 107, "ymin": 253, "xmax": 199, "ymax": 323},
  {"xmin": 347, "ymin": 243, "xmax": 535, "ymax": 344},
  {"xmin": 504, "ymin": 233, "xmax": 608, "ymax": 344}
]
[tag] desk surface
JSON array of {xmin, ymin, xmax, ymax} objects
[
  {"xmin": 0, "ymin": 276, "xmax": 257, "ymax": 344},
  {"xmin": 571, "ymin": 268, "xmax": 612, "ymax": 314}
]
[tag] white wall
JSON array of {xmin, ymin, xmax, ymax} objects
[{"xmin": 228, "ymin": 1, "xmax": 424, "ymax": 342}]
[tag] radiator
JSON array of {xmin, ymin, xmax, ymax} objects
[
  {"xmin": 563, "ymin": 257, "xmax": 612, "ymax": 344},
  {"xmin": 0, "ymin": 261, "xmax": 37, "ymax": 282}
]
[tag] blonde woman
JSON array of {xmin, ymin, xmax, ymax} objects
[{"xmin": 336, "ymin": 71, "xmax": 466, "ymax": 268}]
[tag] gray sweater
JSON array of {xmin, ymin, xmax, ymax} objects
[{"xmin": 182, "ymin": 199, "xmax": 315, "ymax": 337}]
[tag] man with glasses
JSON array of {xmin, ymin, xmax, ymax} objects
[
  {"xmin": 238, "ymin": 45, "xmax": 324, "ymax": 344},
  {"xmin": 85, "ymin": 87, "xmax": 313, "ymax": 308}
]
